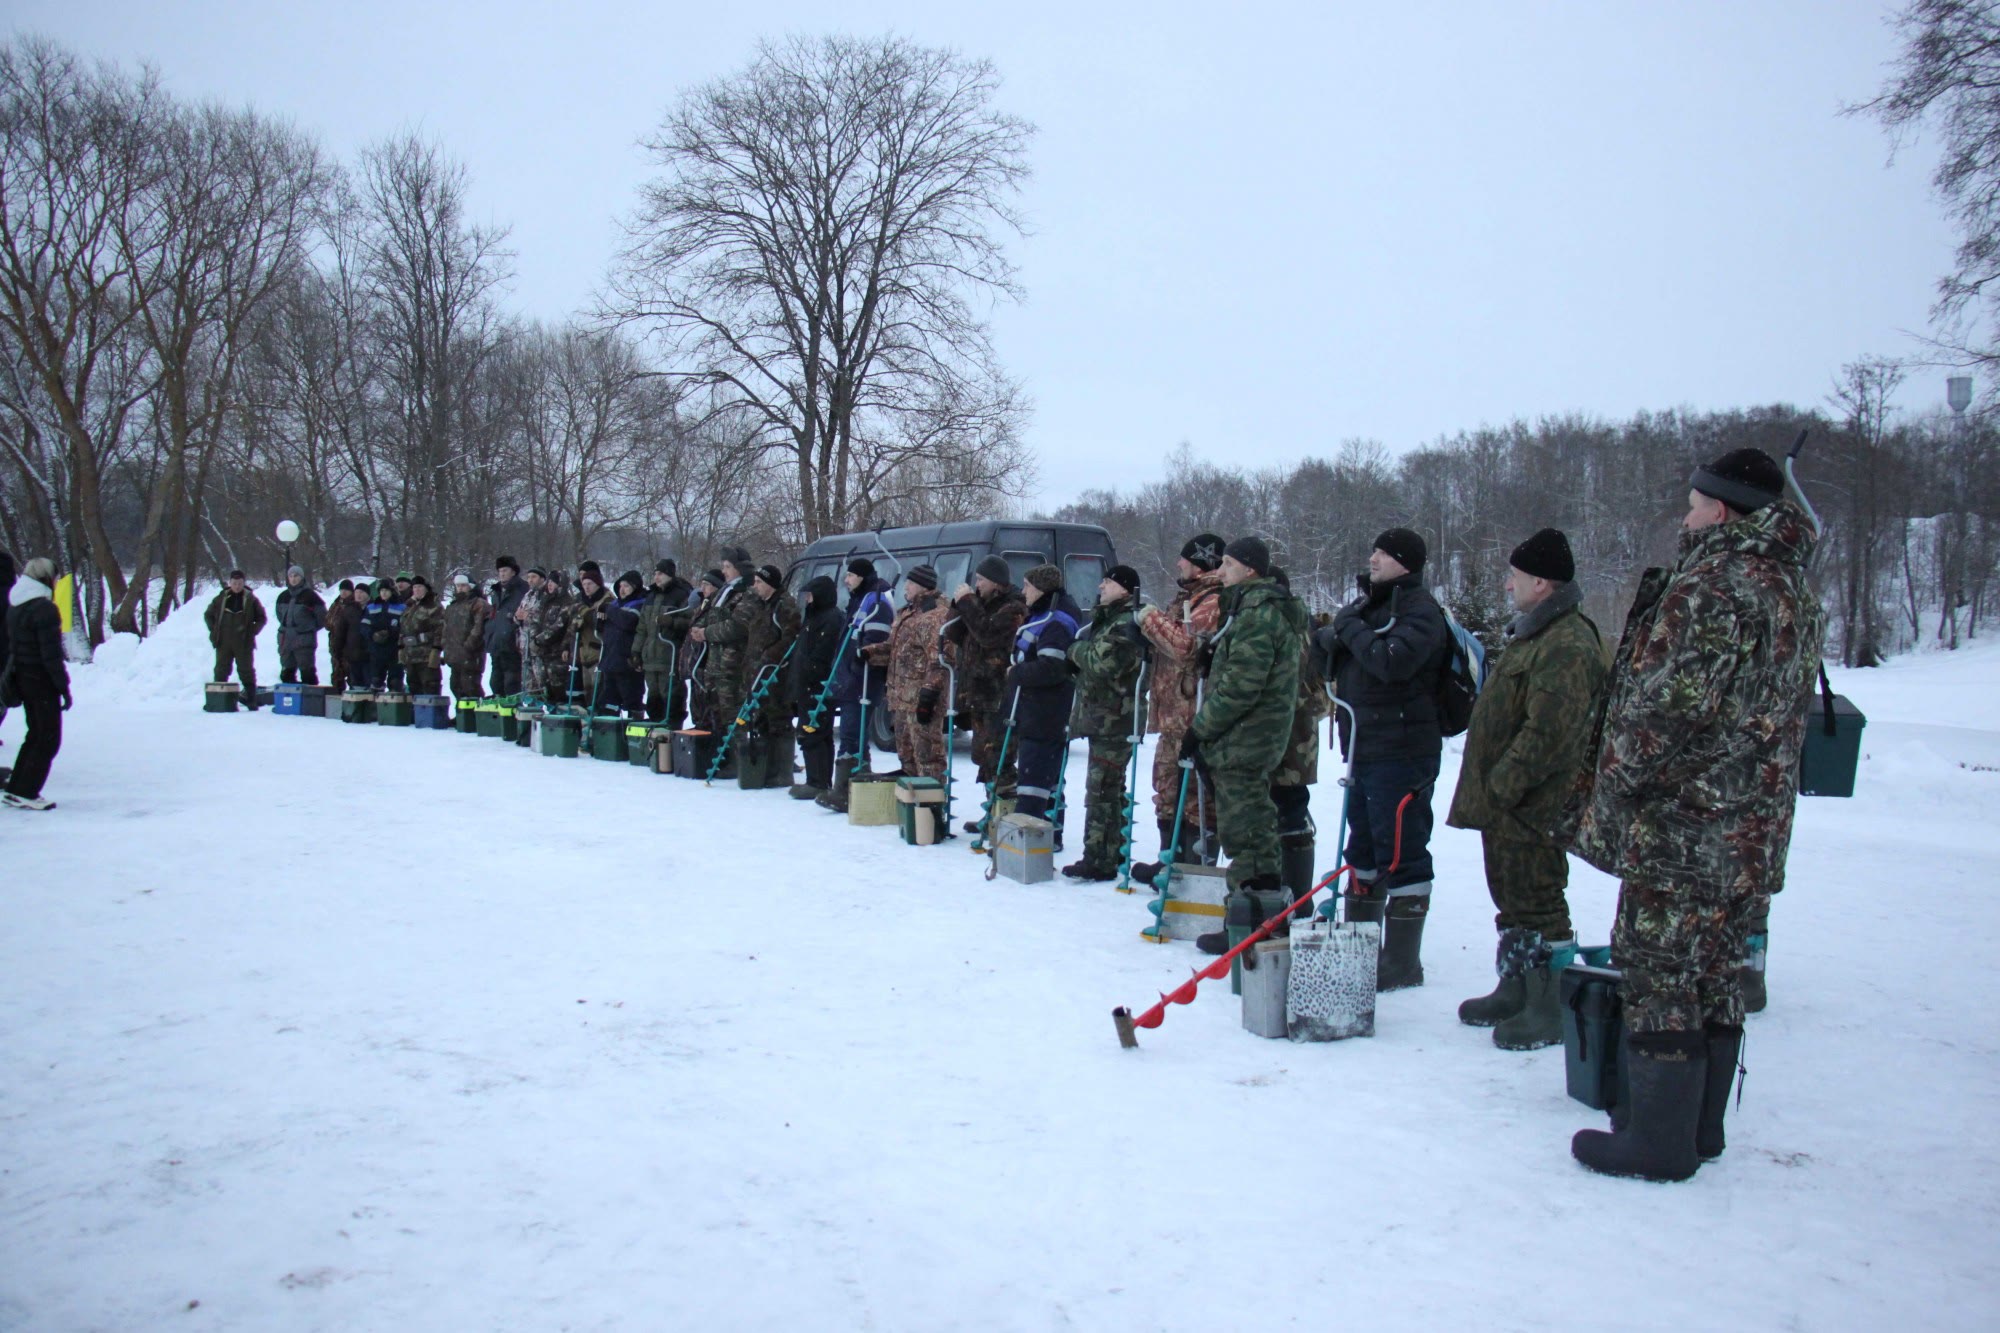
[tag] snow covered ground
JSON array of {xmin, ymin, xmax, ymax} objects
[{"xmin": 2, "ymin": 606, "xmax": 1997, "ymax": 1331}]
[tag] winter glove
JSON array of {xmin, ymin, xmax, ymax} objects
[
  {"xmin": 373, "ymin": 631, "xmax": 390, "ymax": 644},
  {"xmin": 915, "ymin": 687, "xmax": 939, "ymax": 727},
  {"xmin": 1310, "ymin": 624, "xmax": 1340, "ymax": 679},
  {"xmin": 629, "ymin": 655, "xmax": 642, "ymax": 673},
  {"xmin": 61, "ymin": 688, "xmax": 73, "ymax": 712},
  {"xmin": 1114, "ymin": 619, "xmax": 1148, "ymax": 650},
  {"xmin": 1178, "ymin": 730, "xmax": 1202, "ymax": 764}
]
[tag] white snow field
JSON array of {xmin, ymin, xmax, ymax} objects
[{"xmin": 3, "ymin": 603, "xmax": 1997, "ymax": 1331}]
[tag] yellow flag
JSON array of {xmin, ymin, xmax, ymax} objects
[{"xmin": 54, "ymin": 573, "xmax": 75, "ymax": 633}]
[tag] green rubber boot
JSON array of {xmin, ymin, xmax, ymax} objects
[
  {"xmin": 1494, "ymin": 938, "xmax": 1577, "ymax": 1051},
  {"xmin": 1459, "ymin": 927, "xmax": 1536, "ymax": 1027}
]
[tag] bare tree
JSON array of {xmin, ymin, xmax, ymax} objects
[{"xmin": 610, "ymin": 34, "xmax": 1035, "ymax": 540}]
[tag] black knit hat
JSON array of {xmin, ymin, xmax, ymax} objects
[
  {"xmin": 655, "ymin": 558, "xmax": 676, "ymax": 577},
  {"xmin": 578, "ymin": 560, "xmax": 602, "ymax": 581},
  {"xmin": 1106, "ymin": 564, "xmax": 1141, "ymax": 595},
  {"xmin": 1692, "ymin": 448, "xmax": 1784, "ymax": 513},
  {"xmin": 719, "ymin": 545, "xmax": 752, "ymax": 570},
  {"xmin": 847, "ymin": 557, "xmax": 877, "ymax": 581},
  {"xmin": 701, "ymin": 568, "xmax": 726, "ymax": 590},
  {"xmin": 495, "ymin": 554, "xmax": 519, "ymax": 572},
  {"xmin": 905, "ymin": 563, "xmax": 939, "ymax": 591},
  {"xmin": 1181, "ymin": 533, "xmax": 1226, "ymax": 571},
  {"xmin": 228, "ymin": 569, "xmax": 246, "ymax": 580},
  {"xmin": 410, "ymin": 574, "xmax": 430, "ymax": 589},
  {"xmin": 1372, "ymin": 527, "xmax": 1427, "ymax": 575},
  {"xmin": 527, "ymin": 566, "xmax": 547, "ymax": 579},
  {"xmin": 338, "ymin": 578, "xmax": 355, "ymax": 592},
  {"xmin": 1509, "ymin": 528, "xmax": 1575, "ymax": 583},
  {"xmin": 1025, "ymin": 563, "xmax": 1063, "ymax": 594},
  {"xmin": 616, "ymin": 570, "xmax": 644, "ymax": 595},
  {"xmin": 1224, "ymin": 536, "xmax": 1271, "ymax": 577},
  {"xmin": 754, "ymin": 564, "xmax": 784, "ymax": 590},
  {"xmin": 975, "ymin": 554, "xmax": 1011, "ymax": 587}
]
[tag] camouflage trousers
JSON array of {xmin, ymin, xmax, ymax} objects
[
  {"xmin": 1153, "ymin": 724, "xmax": 1216, "ymax": 846},
  {"xmin": 1612, "ymin": 874, "xmax": 1759, "ymax": 1034},
  {"xmin": 523, "ymin": 651, "xmax": 553, "ymax": 699},
  {"xmin": 1480, "ymin": 830, "xmax": 1573, "ymax": 938},
  {"xmin": 893, "ymin": 709, "xmax": 947, "ymax": 781},
  {"xmin": 970, "ymin": 707, "xmax": 1018, "ymax": 794},
  {"xmin": 644, "ymin": 669, "xmax": 683, "ymax": 727},
  {"xmin": 1081, "ymin": 737, "xmax": 1135, "ymax": 870},
  {"xmin": 448, "ymin": 663, "xmax": 484, "ymax": 700},
  {"xmin": 704, "ymin": 681, "xmax": 745, "ymax": 737},
  {"xmin": 1210, "ymin": 761, "xmax": 1282, "ymax": 891}
]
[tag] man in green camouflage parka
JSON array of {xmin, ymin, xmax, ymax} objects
[
  {"xmin": 1063, "ymin": 565, "xmax": 1148, "ymax": 880},
  {"xmin": 1268, "ymin": 570, "xmax": 1328, "ymax": 900},
  {"xmin": 1446, "ymin": 528, "xmax": 1608, "ymax": 1051},
  {"xmin": 1189, "ymin": 538, "xmax": 1306, "ymax": 940},
  {"xmin": 1561, "ymin": 448, "xmax": 1825, "ymax": 1183}
]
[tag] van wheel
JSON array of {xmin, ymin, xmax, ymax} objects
[{"xmin": 870, "ymin": 706, "xmax": 896, "ymax": 754}]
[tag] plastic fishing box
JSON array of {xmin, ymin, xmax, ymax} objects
[
  {"xmin": 1559, "ymin": 962, "xmax": 1626, "ymax": 1111},
  {"xmin": 737, "ymin": 728, "xmax": 796, "ymax": 790},
  {"xmin": 992, "ymin": 812, "xmax": 1055, "ymax": 883},
  {"xmin": 340, "ymin": 690, "xmax": 376, "ymax": 724},
  {"xmin": 412, "ymin": 694, "xmax": 453, "ymax": 729},
  {"xmin": 1799, "ymin": 679, "xmax": 1865, "ymax": 798},
  {"xmin": 847, "ymin": 773, "xmax": 900, "ymax": 826},
  {"xmin": 204, "ymin": 682, "xmax": 241, "ymax": 713},
  {"xmin": 895, "ymin": 776, "xmax": 947, "ymax": 844},
  {"xmin": 375, "ymin": 692, "xmax": 414, "ymax": 726}
]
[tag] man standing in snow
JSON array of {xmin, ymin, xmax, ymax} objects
[
  {"xmin": 1446, "ymin": 529, "xmax": 1608, "ymax": 1051},
  {"xmin": 1131, "ymin": 534, "xmax": 1227, "ymax": 880},
  {"xmin": 273, "ymin": 567, "xmax": 326, "ymax": 686},
  {"xmin": 815, "ymin": 559, "xmax": 895, "ymax": 813},
  {"xmin": 1560, "ymin": 449, "xmax": 1824, "ymax": 1182},
  {"xmin": 442, "ymin": 573, "xmax": 489, "ymax": 701},
  {"xmin": 325, "ymin": 580, "xmax": 358, "ymax": 694},
  {"xmin": 486, "ymin": 556, "xmax": 526, "ymax": 696},
  {"xmin": 205, "ymin": 571, "xmax": 268, "ymax": 708},
  {"xmin": 636, "ymin": 560, "xmax": 694, "ymax": 726},
  {"xmin": 1315, "ymin": 529, "xmax": 1450, "ymax": 990},
  {"xmin": 1188, "ymin": 538, "xmax": 1305, "ymax": 952},
  {"xmin": 1004, "ymin": 564, "xmax": 1083, "ymax": 845},
  {"xmin": 947, "ymin": 557, "xmax": 1027, "ymax": 811},
  {"xmin": 866, "ymin": 564, "xmax": 950, "ymax": 781},
  {"xmin": 2, "ymin": 556, "xmax": 68, "ymax": 810},
  {"xmin": 1064, "ymin": 565, "xmax": 1147, "ymax": 880}
]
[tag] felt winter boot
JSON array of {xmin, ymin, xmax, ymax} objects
[
  {"xmin": 1697, "ymin": 1023, "xmax": 1744, "ymax": 1161},
  {"xmin": 1571, "ymin": 1031, "xmax": 1705, "ymax": 1182},
  {"xmin": 1129, "ymin": 822, "xmax": 1176, "ymax": 886},
  {"xmin": 1494, "ymin": 938, "xmax": 1577, "ymax": 1050},
  {"xmin": 1459, "ymin": 927, "xmax": 1537, "ymax": 1027},
  {"xmin": 1376, "ymin": 887, "xmax": 1430, "ymax": 991},
  {"xmin": 815, "ymin": 767, "xmax": 851, "ymax": 814}
]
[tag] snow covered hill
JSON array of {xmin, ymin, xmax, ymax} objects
[{"xmin": 1, "ymin": 627, "xmax": 1996, "ymax": 1330}]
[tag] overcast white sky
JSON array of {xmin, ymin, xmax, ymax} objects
[{"xmin": 10, "ymin": 1, "xmax": 1954, "ymax": 508}]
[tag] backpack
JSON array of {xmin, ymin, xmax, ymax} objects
[{"xmin": 1436, "ymin": 605, "xmax": 1488, "ymax": 738}]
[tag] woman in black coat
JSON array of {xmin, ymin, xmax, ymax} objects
[
  {"xmin": 3, "ymin": 556, "xmax": 70, "ymax": 810},
  {"xmin": 787, "ymin": 576, "xmax": 846, "ymax": 799}
]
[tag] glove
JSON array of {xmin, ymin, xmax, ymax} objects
[
  {"xmin": 915, "ymin": 687, "xmax": 939, "ymax": 727},
  {"xmin": 1311, "ymin": 623, "xmax": 1340, "ymax": 678},
  {"xmin": 629, "ymin": 655, "xmax": 642, "ymax": 673},
  {"xmin": 1115, "ymin": 619, "xmax": 1148, "ymax": 649},
  {"xmin": 1178, "ymin": 730, "xmax": 1202, "ymax": 764},
  {"xmin": 61, "ymin": 689, "xmax": 73, "ymax": 712}
]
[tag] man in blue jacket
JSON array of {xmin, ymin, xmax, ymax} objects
[
  {"xmin": 816, "ymin": 558, "xmax": 896, "ymax": 813},
  {"xmin": 1006, "ymin": 564, "xmax": 1083, "ymax": 849}
]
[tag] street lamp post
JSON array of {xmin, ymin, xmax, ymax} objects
[
  {"xmin": 1945, "ymin": 379, "xmax": 1972, "ymax": 649},
  {"xmin": 275, "ymin": 519, "xmax": 300, "ymax": 585}
]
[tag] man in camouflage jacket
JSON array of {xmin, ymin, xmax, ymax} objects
[
  {"xmin": 1064, "ymin": 566, "xmax": 1148, "ymax": 880},
  {"xmin": 866, "ymin": 565, "xmax": 950, "ymax": 780},
  {"xmin": 740, "ymin": 565, "xmax": 803, "ymax": 729},
  {"xmin": 1268, "ymin": 569, "xmax": 1328, "ymax": 899},
  {"xmin": 949, "ymin": 556, "xmax": 1028, "ymax": 794},
  {"xmin": 1133, "ymin": 534, "xmax": 1227, "ymax": 879},
  {"xmin": 1188, "ymin": 537, "xmax": 1305, "ymax": 915},
  {"xmin": 636, "ymin": 560, "xmax": 695, "ymax": 726},
  {"xmin": 442, "ymin": 574, "xmax": 489, "ymax": 701},
  {"xmin": 396, "ymin": 576, "xmax": 447, "ymax": 696},
  {"xmin": 1562, "ymin": 448, "xmax": 1825, "ymax": 1183},
  {"xmin": 527, "ymin": 569, "xmax": 573, "ymax": 701},
  {"xmin": 1446, "ymin": 528, "xmax": 1608, "ymax": 1050},
  {"xmin": 691, "ymin": 551, "xmax": 755, "ymax": 733}
]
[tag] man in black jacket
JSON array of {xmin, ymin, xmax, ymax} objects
[
  {"xmin": 3, "ymin": 556, "xmax": 70, "ymax": 810},
  {"xmin": 789, "ymin": 575, "xmax": 847, "ymax": 800},
  {"xmin": 1318, "ymin": 527, "xmax": 1450, "ymax": 990},
  {"xmin": 485, "ymin": 556, "xmax": 526, "ymax": 695},
  {"xmin": 274, "ymin": 567, "xmax": 327, "ymax": 685}
]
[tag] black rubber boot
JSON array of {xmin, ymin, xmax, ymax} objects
[
  {"xmin": 814, "ymin": 767, "xmax": 851, "ymax": 814},
  {"xmin": 1376, "ymin": 890, "xmax": 1429, "ymax": 991},
  {"xmin": 1571, "ymin": 1031, "xmax": 1706, "ymax": 1182},
  {"xmin": 1459, "ymin": 928, "xmax": 1536, "ymax": 1027},
  {"xmin": 1061, "ymin": 859, "xmax": 1116, "ymax": 882},
  {"xmin": 1697, "ymin": 1024, "xmax": 1744, "ymax": 1161},
  {"xmin": 1130, "ymin": 822, "xmax": 1176, "ymax": 886}
]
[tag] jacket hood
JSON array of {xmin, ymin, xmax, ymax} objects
[
  {"xmin": 1676, "ymin": 496, "xmax": 1817, "ymax": 571},
  {"xmin": 11, "ymin": 575, "xmax": 51, "ymax": 606},
  {"xmin": 805, "ymin": 575, "xmax": 838, "ymax": 615}
]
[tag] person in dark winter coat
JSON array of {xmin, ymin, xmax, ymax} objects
[
  {"xmin": 1560, "ymin": 450, "xmax": 1824, "ymax": 1184},
  {"xmin": 597, "ymin": 571, "xmax": 647, "ymax": 717},
  {"xmin": 1064, "ymin": 565, "xmax": 1148, "ymax": 880},
  {"xmin": 1446, "ymin": 528, "xmax": 1609, "ymax": 1051},
  {"xmin": 3, "ymin": 557, "xmax": 70, "ymax": 809},
  {"xmin": 485, "ymin": 556, "xmax": 527, "ymax": 695},
  {"xmin": 566, "ymin": 571, "xmax": 613, "ymax": 708},
  {"xmin": 0, "ymin": 548, "xmax": 15, "ymax": 742},
  {"xmin": 274, "ymin": 567, "xmax": 326, "ymax": 685},
  {"xmin": 204, "ymin": 571, "xmax": 269, "ymax": 706},
  {"xmin": 325, "ymin": 579, "xmax": 358, "ymax": 693},
  {"xmin": 1316, "ymin": 527, "xmax": 1450, "ymax": 990},
  {"xmin": 338, "ymin": 584, "xmax": 375, "ymax": 689},
  {"xmin": 815, "ymin": 559, "xmax": 896, "ymax": 813},
  {"xmin": 949, "ymin": 556, "xmax": 1028, "ymax": 799},
  {"xmin": 789, "ymin": 575, "xmax": 846, "ymax": 800},
  {"xmin": 361, "ymin": 581, "xmax": 400, "ymax": 691},
  {"xmin": 1005, "ymin": 564, "xmax": 1082, "ymax": 844},
  {"xmin": 866, "ymin": 565, "xmax": 949, "ymax": 781},
  {"xmin": 636, "ymin": 560, "xmax": 695, "ymax": 725}
]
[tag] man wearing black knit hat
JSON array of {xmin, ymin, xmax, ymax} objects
[
  {"xmin": 815, "ymin": 557, "xmax": 896, "ymax": 812},
  {"xmin": 1558, "ymin": 446, "xmax": 1824, "ymax": 1182},
  {"xmin": 1062, "ymin": 564, "xmax": 1148, "ymax": 879},
  {"xmin": 1317, "ymin": 527, "xmax": 1451, "ymax": 989},
  {"xmin": 1187, "ymin": 537, "xmax": 1308, "ymax": 944},
  {"xmin": 949, "ymin": 555, "xmax": 1028, "ymax": 811},
  {"xmin": 637, "ymin": 559, "xmax": 695, "ymax": 725},
  {"xmin": 1132, "ymin": 533, "xmax": 1227, "ymax": 880},
  {"xmin": 1447, "ymin": 528, "xmax": 1608, "ymax": 1051}
]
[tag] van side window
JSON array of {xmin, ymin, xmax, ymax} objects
[
  {"xmin": 1002, "ymin": 550, "xmax": 1048, "ymax": 589},
  {"xmin": 1064, "ymin": 554, "xmax": 1105, "ymax": 608},
  {"xmin": 933, "ymin": 550, "xmax": 971, "ymax": 598}
]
